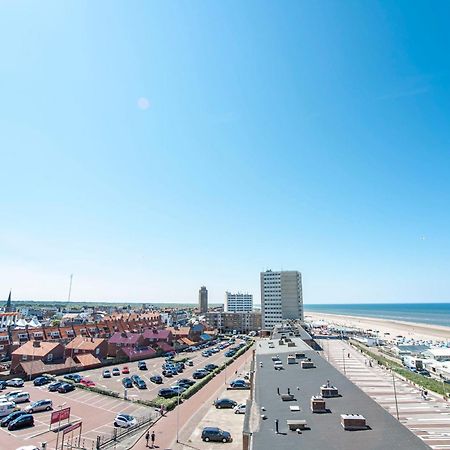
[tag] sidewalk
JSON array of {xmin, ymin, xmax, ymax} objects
[{"xmin": 131, "ymin": 348, "xmax": 253, "ymax": 450}]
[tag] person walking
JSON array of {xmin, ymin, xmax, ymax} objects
[
  {"xmin": 145, "ymin": 431, "xmax": 150, "ymax": 447},
  {"xmin": 151, "ymin": 431, "xmax": 155, "ymax": 448}
]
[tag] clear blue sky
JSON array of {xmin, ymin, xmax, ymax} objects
[{"xmin": 1, "ymin": 1, "xmax": 450, "ymax": 304}]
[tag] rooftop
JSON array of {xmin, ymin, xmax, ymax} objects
[
  {"xmin": 251, "ymin": 342, "xmax": 429, "ymax": 450},
  {"xmin": 12, "ymin": 340, "xmax": 61, "ymax": 357}
]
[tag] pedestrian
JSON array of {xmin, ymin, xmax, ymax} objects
[
  {"xmin": 348, "ymin": 352, "xmax": 350, "ymax": 358},
  {"xmin": 277, "ymin": 386, "xmax": 280, "ymax": 395},
  {"xmin": 151, "ymin": 431, "xmax": 155, "ymax": 448},
  {"xmin": 145, "ymin": 431, "xmax": 150, "ymax": 448}
]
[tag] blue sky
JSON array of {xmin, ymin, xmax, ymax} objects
[{"xmin": 1, "ymin": 1, "xmax": 450, "ymax": 304}]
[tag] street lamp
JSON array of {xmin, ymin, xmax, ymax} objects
[
  {"xmin": 342, "ymin": 349, "xmax": 346, "ymax": 375},
  {"xmin": 176, "ymin": 390, "xmax": 181, "ymax": 443},
  {"xmin": 392, "ymin": 373, "xmax": 399, "ymax": 420}
]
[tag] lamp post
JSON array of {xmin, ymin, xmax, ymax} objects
[
  {"xmin": 176, "ymin": 390, "xmax": 180, "ymax": 443},
  {"xmin": 342, "ymin": 349, "xmax": 346, "ymax": 375},
  {"xmin": 392, "ymin": 373, "xmax": 399, "ymax": 420}
]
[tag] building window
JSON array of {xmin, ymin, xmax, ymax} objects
[
  {"xmin": 95, "ymin": 348, "xmax": 100, "ymax": 355},
  {"xmin": 47, "ymin": 353, "xmax": 53, "ymax": 362},
  {"xmin": 22, "ymin": 355, "xmax": 27, "ymax": 361}
]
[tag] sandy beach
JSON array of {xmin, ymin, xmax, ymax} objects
[{"xmin": 306, "ymin": 311, "xmax": 450, "ymax": 343}]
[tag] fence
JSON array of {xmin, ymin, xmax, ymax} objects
[{"xmin": 96, "ymin": 410, "xmax": 159, "ymax": 449}]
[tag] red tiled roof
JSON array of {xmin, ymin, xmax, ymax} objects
[
  {"xmin": 108, "ymin": 331, "xmax": 141, "ymax": 345},
  {"xmin": 74, "ymin": 353, "xmax": 101, "ymax": 367},
  {"xmin": 66, "ymin": 336, "xmax": 105, "ymax": 350},
  {"xmin": 142, "ymin": 329, "xmax": 171, "ymax": 340},
  {"xmin": 12, "ymin": 341, "xmax": 61, "ymax": 357},
  {"xmin": 120, "ymin": 347, "xmax": 157, "ymax": 359}
]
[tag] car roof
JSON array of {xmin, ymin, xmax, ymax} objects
[{"xmin": 203, "ymin": 427, "xmax": 221, "ymax": 432}]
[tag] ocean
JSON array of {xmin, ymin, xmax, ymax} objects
[{"xmin": 304, "ymin": 303, "xmax": 450, "ymax": 328}]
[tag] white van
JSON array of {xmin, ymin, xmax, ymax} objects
[{"xmin": 0, "ymin": 401, "xmax": 18, "ymax": 418}]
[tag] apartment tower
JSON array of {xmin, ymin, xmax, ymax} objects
[
  {"xmin": 199, "ymin": 286, "xmax": 208, "ymax": 314},
  {"xmin": 260, "ymin": 270, "xmax": 303, "ymax": 329},
  {"xmin": 225, "ymin": 292, "xmax": 253, "ymax": 313}
]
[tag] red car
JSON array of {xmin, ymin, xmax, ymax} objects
[
  {"xmin": 80, "ymin": 379, "xmax": 96, "ymax": 387},
  {"xmin": 122, "ymin": 366, "xmax": 130, "ymax": 374}
]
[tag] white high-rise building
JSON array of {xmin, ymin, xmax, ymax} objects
[
  {"xmin": 260, "ymin": 270, "xmax": 303, "ymax": 329},
  {"xmin": 225, "ymin": 292, "xmax": 253, "ymax": 313}
]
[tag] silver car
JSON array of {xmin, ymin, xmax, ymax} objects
[{"xmin": 25, "ymin": 399, "xmax": 53, "ymax": 413}]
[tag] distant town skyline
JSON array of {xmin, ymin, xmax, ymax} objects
[{"xmin": 2, "ymin": 2, "xmax": 450, "ymax": 304}]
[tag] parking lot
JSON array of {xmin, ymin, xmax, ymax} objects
[
  {"xmin": 0, "ymin": 380, "xmax": 153, "ymax": 450},
  {"xmin": 76, "ymin": 341, "xmax": 243, "ymax": 402},
  {"xmin": 0, "ymin": 338, "xmax": 247, "ymax": 449}
]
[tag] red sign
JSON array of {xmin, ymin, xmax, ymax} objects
[
  {"xmin": 63, "ymin": 421, "xmax": 82, "ymax": 435},
  {"xmin": 50, "ymin": 407, "xmax": 71, "ymax": 425}
]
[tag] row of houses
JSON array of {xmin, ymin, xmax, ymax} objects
[
  {"xmin": 9, "ymin": 319, "xmax": 216, "ymax": 377},
  {"xmin": 0, "ymin": 312, "xmax": 163, "ymax": 361}
]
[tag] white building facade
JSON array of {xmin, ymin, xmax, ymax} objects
[
  {"xmin": 260, "ymin": 270, "xmax": 303, "ymax": 329},
  {"xmin": 225, "ymin": 292, "xmax": 253, "ymax": 313}
]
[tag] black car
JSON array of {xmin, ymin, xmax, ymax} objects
[
  {"xmin": 214, "ymin": 398, "xmax": 237, "ymax": 409},
  {"xmin": 138, "ymin": 361, "xmax": 147, "ymax": 370},
  {"xmin": 201, "ymin": 427, "xmax": 232, "ymax": 443},
  {"xmin": 158, "ymin": 388, "xmax": 177, "ymax": 399},
  {"xmin": 33, "ymin": 376, "xmax": 52, "ymax": 386},
  {"xmin": 122, "ymin": 377, "xmax": 133, "ymax": 388},
  {"xmin": 58, "ymin": 383, "xmax": 75, "ymax": 393},
  {"xmin": 150, "ymin": 375, "xmax": 163, "ymax": 384},
  {"xmin": 1, "ymin": 411, "xmax": 27, "ymax": 427},
  {"xmin": 193, "ymin": 370, "xmax": 208, "ymax": 379},
  {"xmin": 48, "ymin": 381, "xmax": 64, "ymax": 392},
  {"xmin": 64, "ymin": 374, "xmax": 82, "ymax": 383},
  {"xmin": 204, "ymin": 364, "xmax": 219, "ymax": 372},
  {"xmin": 131, "ymin": 375, "xmax": 146, "ymax": 389},
  {"xmin": 178, "ymin": 378, "xmax": 195, "ymax": 386},
  {"xmin": 8, "ymin": 414, "xmax": 34, "ymax": 431},
  {"xmin": 0, "ymin": 381, "xmax": 6, "ymax": 390}
]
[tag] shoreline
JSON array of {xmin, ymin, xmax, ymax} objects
[{"xmin": 306, "ymin": 311, "xmax": 450, "ymax": 342}]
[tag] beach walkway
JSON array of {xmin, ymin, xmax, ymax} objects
[{"xmin": 325, "ymin": 339, "xmax": 450, "ymax": 449}]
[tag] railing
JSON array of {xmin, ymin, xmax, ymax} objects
[{"xmin": 96, "ymin": 411, "xmax": 159, "ymax": 449}]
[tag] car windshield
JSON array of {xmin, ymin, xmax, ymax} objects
[{"xmin": 119, "ymin": 414, "xmax": 133, "ymax": 421}]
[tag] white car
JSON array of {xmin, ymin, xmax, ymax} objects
[
  {"xmin": 15, "ymin": 447, "xmax": 40, "ymax": 450},
  {"xmin": 4, "ymin": 391, "xmax": 30, "ymax": 403},
  {"xmin": 234, "ymin": 403, "xmax": 246, "ymax": 414},
  {"xmin": 6, "ymin": 378, "xmax": 24, "ymax": 387},
  {"xmin": 114, "ymin": 413, "xmax": 137, "ymax": 428}
]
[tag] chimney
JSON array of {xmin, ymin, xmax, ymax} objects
[{"xmin": 33, "ymin": 341, "xmax": 41, "ymax": 348}]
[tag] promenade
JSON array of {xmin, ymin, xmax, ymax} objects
[{"xmin": 325, "ymin": 339, "xmax": 450, "ymax": 449}]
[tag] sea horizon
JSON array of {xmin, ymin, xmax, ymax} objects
[{"xmin": 304, "ymin": 302, "xmax": 450, "ymax": 328}]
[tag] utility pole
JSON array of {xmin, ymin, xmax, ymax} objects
[{"xmin": 67, "ymin": 274, "xmax": 73, "ymax": 302}]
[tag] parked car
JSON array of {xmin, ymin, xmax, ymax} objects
[
  {"xmin": 63, "ymin": 374, "xmax": 82, "ymax": 383},
  {"xmin": 0, "ymin": 381, "xmax": 6, "ymax": 390},
  {"xmin": 138, "ymin": 361, "xmax": 147, "ymax": 370},
  {"xmin": 204, "ymin": 364, "xmax": 219, "ymax": 372},
  {"xmin": 193, "ymin": 370, "xmax": 208, "ymax": 379},
  {"xmin": 229, "ymin": 379, "xmax": 249, "ymax": 390},
  {"xmin": 186, "ymin": 360, "xmax": 194, "ymax": 366},
  {"xmin": 6, "ymin": 378, "xmax": 24, "ymax": 387},
  {"xmin": 33, "ymin": 376, "xmax": 52, "ymax": 386},
  {"xmin": 25, "ymin": 399, "xmax": 53, "ymax": 413},
  {"xmin": 112, "ymin": 368, "xmax": 120, "ymax": 376},
  {"xmin": 122, "ymin": 366, "xmax": 130, "ymax": 374},
  {"xmin": 114, "ymin": 413, "xmax": 137, "ymax": 428},
  {"xmin": 48, "ymin": 382, "xmax": 64, "ymax": 392},
  {"xmin": 79, "ymin": 379, "xmax": 96, "ymax": 387},
  {"xmin": 158, "ymin": 388, "xmax": 177, "ymax": 399},
  {"xmin": 131, "ymin": 375, "xmax": 146, "ymax": 389},
  {"xmin": 234, "ymin": 404, "xmax": 246, "ymax": 414},
  {"xmin": 150, "ymin": 375, "xmax": 163, "ymax": 384},
  {"xmin": 2, "ymin": 391, "xmax": 30, "ymax": 404},
  {"xmin": 162, "ymin": 369, "xmax": 174, "ymax": 377},
  {"xmin": 214, "ymin": 398, "xmax": 237, "ymax": 409},
  {"xmin": 224, "ymin": 351, "xmax": 235, "ymax": 357},
  {"xmin": 102, "ymin": 369, "xmax": 111, "ymax": 378},
  {"xmin": 178, "ymin": 378, "xmax": 195, "ymax": 386},
  {"xmin": 0, "ymin": 401, "xmax": 19, "ymax": 418},
  {"xmin": 57, "ymin": 383, "xmax": 75, "ymax": 393},
  {"xmin": 201, "ymin": 427, "xmax": 232, "ymax": 443},
  {"xmin": 122, "ymin": 378, "xmax": 133, "ymax": 388},
  {"xmin": 1, "ymin": 410, "xmax": 27, "ymax": 427},
  {"xmin": 8, "ymin": 414, "xmax": 34, "ymax": 431},
  {"xmin": 170, "ymin": 385, "xmax": 186, "ymax": 395},
  {"xmin": 419, "ymin": 369, "xmax": 431, "ymax": 377}
]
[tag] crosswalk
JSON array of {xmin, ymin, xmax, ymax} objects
[{"xmin": 324, "ymin": 339, "xmax": 450, "ymax": 449}]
